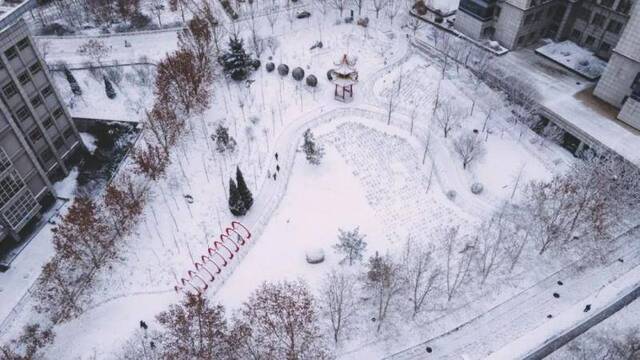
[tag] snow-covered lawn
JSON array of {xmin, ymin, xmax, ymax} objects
[{"xmin": 3, "ymin": 4, "xmax": 625, "ymax": 359}]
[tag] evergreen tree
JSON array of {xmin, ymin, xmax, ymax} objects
[
  {"xmin": 212, "ymin": 124, "xmax": 236, "ymax": 153},
  {"xmin": 228, "ymin": 178, "xmax": 246, "ymax": 216},
  {"xmin": 219, "ymin": 36, "xmax": 254, "ymax": 81},
  {"xmin": 104, "ymin": 76, "xmax": 116, "ymax": 99},
  {"xmin": 302, "ymin": 129, "xmax": 325, "ymax": 165},
  {"xmin": 235, "ymin": 167, "xmax": 253, "ymax": 211},
  {"xmin": 333, "ymin": 227, "xmax": 367, "ymax": 265}
]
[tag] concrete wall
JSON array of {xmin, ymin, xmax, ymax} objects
[
  {"xmin": 494, "ymin": 2, "xmax": 527, "ymax": 47},
  {"xmin": 618, "ymin": 96, "xmax": 640, "ymax": 128},
  {"xmin": 454, "ymin": 10, "xmax": 490, "ymax": 39}
]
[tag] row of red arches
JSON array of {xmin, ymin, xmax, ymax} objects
[{"xmin": 174, "ymin": 221, "xmax": 251, "ymax": 296}]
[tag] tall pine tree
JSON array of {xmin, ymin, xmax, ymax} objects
[
  {"xmin": 228, "ymin": 178, "xmax": 246, "ymax": 216},
  {"xmin": 219, "ymin": 36, "xmax": 253, "ymax": 81},
  {"xmin": 235, "ymin": 166, "xmax": 253, "ymax": 211}
]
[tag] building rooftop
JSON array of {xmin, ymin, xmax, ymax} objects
[{"xmin": 497, "ymin": 46, "xmax": 640, "ymax": 167}]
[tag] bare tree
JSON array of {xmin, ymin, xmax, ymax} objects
[
  {"xmin": 52, "ymin": 196, "xmax": 112, "ymax": 271},
  {"xmin": 104, "ymin": 174, "xmax": 148, "ymax": 237},
  {"xmin": 435, "ymin": 99, "xmax": 463, "ymax": 138},
  {"xmin": 156, "ymin": 295, "xmax": 234, "ymax": 359},
  {"xmin": 442, "ymin": 227, "xmax": 475, "ymax": 302},
  {"xmin": 372, "ymin": 0, "xmax": 388, "ymax": 18},
  {"xmin": 319, "ymin": 270, "xmax": 359, "ymax": 343},
  {"xmin": 406, "ymin": 16, "xmax": 424, "ymax": 36},
  {"xmin": 314, "ymin": 0, "xmax": 329, "ymax": 15},
  {"xmin": 564, "ymin": 327, "xmax": 640, "ymax": 360},
  {"xmin": 452, "ymin": 133, "xmax": 486, "ymax": 169},
  {"xmin": 0, "ymin": 323, "xmax": 54, "ymax": 360},
  {"xmin": 149, "ymin": 0, "xmax": 164, "ymax": 25},
  {"xmin": 77, "ymin": 39, "xmax": 111, "ymax": 65},
  {"xmin": 351, "ymin": 0, "xmax": 367, "ymax": 15},
  {"xmin": 364, "ymin": 252, "xmax": 405, "ymax": 332},
  {"xmin": 401, "ymin": 239, "xmax": 441, "ymax": 318},
  {"xmin": 385, "ymin": 0, "xmax": 402, "ymax": 25},
  {"xmin": 329, "ymin": 0, "xmax": 347, "ymax": 16},
  {"xmin": 233, "ymin": 280, "xmax": 329, "ymax": 359},
  {"xmin": 386, "ymin": 70, "xmax": 403, "ymax": 125},
  {"xmin": 133, "ymin": 144, "xmax": 170, "ymax": 181},
  {"xmin": 144, "ymin": 102, "xmax": 184, "ymax": 156},
  {"xmin": 266, "ymin": 5, "xmax": 281, "ymax": 33},
  {"xmin": 475, "ymin": 211, "xmax": 509, "ymax": 285}
]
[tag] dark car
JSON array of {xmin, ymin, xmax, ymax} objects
[{"xmin": 296, "ymin": 11, "xmax": 311, "ymax": 19}]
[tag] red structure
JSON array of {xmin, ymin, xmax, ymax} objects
[
  {"xmin": 175, "ymin": 221, "xmax": 251, "ymax": 296},
  {"xmin": 329, "ymin": 54, "xmax": 358, "ymax": 102}
]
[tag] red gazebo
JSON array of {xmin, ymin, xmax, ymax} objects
[{"xmin": 329, "ymin": 54, "xmax": 358, "ymax": 102}]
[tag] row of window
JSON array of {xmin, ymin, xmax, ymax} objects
[
  {"xmin": 0, "ymin": 170, "xmax": 24, "ymax": 208},
  {"xmin": 570, "ymin": 29, "xmax": 612, "ymax": 53},
  {"xmin": 3, "ymin": 190, "xmax": 38, "ymax": 230},
  {"xmin": 4, "ymin": 37, "xmax": 30, "ymax": 62},
  {"xmin": 598, "ymin": 0, "xmax": 632, "ymax": 14}
]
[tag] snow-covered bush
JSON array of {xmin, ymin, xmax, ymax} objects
[
  {"xmin": 104, "ymin": 76, "xmax": 116, "ymax": 99},
  {"xmin": 278, "ymin": 64, "xmax": 290, "ymax": 76},
  {"xmin": 302, "ymin": 128, "xmax": 325, "ymax": 165},
  {"xmin": 292, "ymin": 67, "xmax": 305, "ymax": 81},
  {"xmin": 266, "ymin": 62, "xmax": 275, "ymax": 72},
  {"xmin": 446, "ymin": 190, "xmax": 457, "ymax": 200},
  {"xmin": 471, "ymin": 182, "xmax": 484, "ymax": 194},
  {"xmin": 306, "ymin": 75, "xmax": 318, "ymax": 87},
  {"xmin": 305, "ymin": 248, "xmax": 325, "ymax": 264}
]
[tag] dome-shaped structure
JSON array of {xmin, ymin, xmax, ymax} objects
[
  {"xmin": 266, "ymin": 62, "xmax": 275, "ymax": 72},
  {"xmin": 277, "ymin": 64, "xmax": 289, "ymax": 76},
  {"xmin": 292, "ymin": 67, "xmax": 305, "ymax": 81},
  {"xmin": 306, "ymin": 74, "xmax": 318, "ymax": 87}
]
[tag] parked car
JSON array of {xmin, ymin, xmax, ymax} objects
[{"xmin": 296, "ymin": 11, "xmax": 311, "ymax": 19}]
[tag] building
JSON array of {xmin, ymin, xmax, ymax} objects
[
  {"xmin": 455, "ymin": 0, "xmax": 634, "ymax": 59},
  {"xmin": 593, "ymin": 0, "xmax": 640, "ymax": 128},
  {"xmin": 0, "ymin": 18, "xmax": 82, "ymax": 244}
]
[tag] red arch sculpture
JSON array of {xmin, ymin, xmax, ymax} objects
[{"xmin": 174, "ymin": 222, "xmax": 252, "ymax": 296}]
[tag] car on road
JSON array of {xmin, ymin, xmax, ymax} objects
[{"xmin": 296, "ymin": 11, "xmax": 311, "ymax": 19}]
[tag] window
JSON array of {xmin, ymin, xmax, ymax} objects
[
  {"xmin": 617, "ymin": 0, "xmax": 632, "ymax": 14},
  {"xmin": 0, "ymin": 170, "xmax": 24, "ymax": 208},
  {"xmin": 29, "ymin": 128, "xmax": 41, "ymax": 142},
  {"xmin": 53, "ymin": 107, "xmax": 63, "ymax": 119},
  {"xmin": 3, "ymin": 191, "xmax": 38, "ymax": 230},
  {"xmin": 592, "ymin": 13, "xmax": 605, "ymax": 27},
  {"xmin": 585, "ymin": 35, "xmax": 596, "ymax": 46},
  {"xmin": 43, "ymin": 116, "xmax": 53, "ymax": 129},
  {"xmin": 631, "ymin": 72, "xmax": 640, "ymax": 100},
  {"xmin": 63, "ymin": 127, "xmax": 74, "ymax": 139},
  {"xmin": 495, "ymin": 6, "xmax": 502, "ymax": 17},
  {"xmin": 30, "ymin": 95, "xmax": 42, "ymax": 108},
  {"xmin": 16, "ymin": 106, "xmax": 30, "ymax": 121},
  {"xmin": 41, "ymin": 85, "xmax": 53, "ymax": 98},
  {"xmin": 534, "ymin": 10, "xmax": 542, "ymax": 21},
  {"xmin": 600, "ymin": 42, "xmax": 611, "ymax": 52},
  {"xmin": 607, "ymin": 20, "xmax": 623, "ymax": 34},
  {"xmin": 17, "ymin": 71, "xmax": 29, "ymax": 85},
  {"xmin": 4, "ymin": 47, "xmax": 17, "ymax": 60},
  {"xmin": 600, "ymin": 0, "xmax": 614, "ymax": 7},
  {"xmin": 28, "ymin": 62, "xmax": 41, "ymax": 75},
  {"xmin": 570, "ymin": 29, "xmax": 582, "ymax": 40},
  {"xmin": 40, "ymin": 149, "xmax": 53, "ymax": 162},
  {"xmin": 2, "ymin": 82, "xmax": 16, "ymax": 99},
  {"xmin": 524, "ymin": 14, "xmax": 534, "ymax": 24},
  {"xmin": 0, "ymin": 149, "xmax": 11, "ymax": 174},
  {"xmin": 16, "ymin": 38, "xmax": 29, "ymax": 51},
  {"xmin": 53, "ymin": 137, "xmax": 64, "ymax": 149}
]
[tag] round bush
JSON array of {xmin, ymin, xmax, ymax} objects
[
  {"xmin": 292, "ymin": 67, "xmax": 305, "ymax": 81},
  {"xmin": 277, "ymin": 64, "xmax": 289, "ymax": 76},
  {"xmin": 471, "ymin": 182, "xmax": 484, "ymax": 195},
  {"xmin": 252, "ymin": 59, "xmax": 261, "ymax": 70},
  {"xmin": 326, "ymin": 70, "xmax": 333, "ymax": 80},
  {"xmin": 446, "ymin": 190, "xmax": 457, "ymax": 201},
  {"xmin": 306, "ymin": 74, "xmax": 318, "ymax": 87},
  {"xmin": 266, "ymin": 62, "xmax": 275, "ymax": 72}
]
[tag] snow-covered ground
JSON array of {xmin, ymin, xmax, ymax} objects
[{"xmin": 1, "ymin": 2, "xmax": 638, "ymax": 359}]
